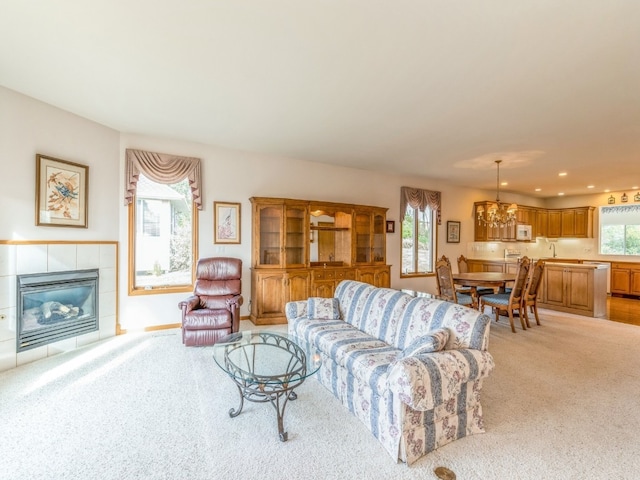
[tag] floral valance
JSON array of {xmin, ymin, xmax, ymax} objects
[
  {"xmin": 400, "ymin": 186, "xmax": 441, "ymax": 225},
  {"xmin": 601, "ymin": 205, "xmax": 640, "ymax": 215},
  {"xmin": 124, "ymin": 149, "xmax": 202, "ymax": 210}
]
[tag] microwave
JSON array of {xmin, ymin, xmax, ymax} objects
[{"xmin": 516, "ymin": 224, "xmax": 532, "ymax": 241}]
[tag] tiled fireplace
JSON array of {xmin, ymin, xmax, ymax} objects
[{"xmin": 0, "ymin": 242, "xmax": 117, "ymax": 372}]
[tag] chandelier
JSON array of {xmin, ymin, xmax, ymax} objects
[{"xmin": 476, "ymin": 160, "xmax": 518, "ymax": 227}]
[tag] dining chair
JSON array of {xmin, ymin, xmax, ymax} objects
[
  {"xmin": 435, "ymin": 255, "xmax": 475, "ymax": 308},
  {"xmin": 456, "ymin": 255, "xmax": 495, "ymax": 297},
  {"xmin": 521, "ymin": 259, "xmax": 545, "ymax": 328},
  {"xmin": 480, "ymin": 256, "xmax": 531, "ymax": 333}
]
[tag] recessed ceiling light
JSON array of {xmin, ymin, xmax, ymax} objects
[
  {"xmin": 633, "ymin": 185, "xmax": 639, "ymax": 189},
  {"xmin": 558, "ymin": 192, "xmax": 565, "ymax": 196},
  {"xmin": 559, "ymin": 172, "xmax": 567, "ymax": 177},
  {"xmin": 587, "ymin": 185, "xmax": 594, "ymax": 189},
  {"xmin": 535, "ymin": 188, "xmax": 541, "ymax": 192},
  {"xmin": 604, "ymin": 189, "xmax": 611, "ymax": 193},
  {"xmin": 501, "ymin": 182, "xmax": 508, "ymax": 186}
]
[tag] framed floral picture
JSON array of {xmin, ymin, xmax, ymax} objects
[
  {"xmin": 447, "ymin": 221, "xmax": 460, "ymax": 243},
  {"xmin": 214, "ymin": 201, "xmax": 241, "ymax": 244},
  {"xmin": 36, "ymin": 154, "xmax": 88, "ymax": 228}
]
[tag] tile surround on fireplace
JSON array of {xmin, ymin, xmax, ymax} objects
[{"xmin": 0, "ymin": 242, "xmax": 117, "ymax": 372}]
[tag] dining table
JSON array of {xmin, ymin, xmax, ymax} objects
[{"xmin": 451, "ymin": 272, "xmax": 516, "ymax": 309}]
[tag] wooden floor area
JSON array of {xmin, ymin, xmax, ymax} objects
[{"xmin": 606, "ymin": 295, "xmax": 640, "ymax": 326}]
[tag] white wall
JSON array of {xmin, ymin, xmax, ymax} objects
[{"xmin": 0, "ymin": 86, "xmax": 120, "ymax": 241}]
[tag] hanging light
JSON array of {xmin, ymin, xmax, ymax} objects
[{"xmin": 477, "ymin": 160, "xmax": 518, "ymax": 227}]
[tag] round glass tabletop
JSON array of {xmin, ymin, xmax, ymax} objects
[{"xmin": 212, "ymin": 331, "xmax": 321, "ymax": 386}]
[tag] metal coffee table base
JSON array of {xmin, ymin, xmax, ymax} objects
[{"xmin": 229, "ymin": 381, "xmax": 301, "ymax": 442}]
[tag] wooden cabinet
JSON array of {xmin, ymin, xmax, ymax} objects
[
  {"xmin": 610, "ymin": 262, "xmax": 640, "ymax": 297},
  {"xmin": 547, "ymin": 207, "xmax": 594, "ymax": 238},
  {"xmin": 250, "ymin": 197, "xmax": 391, "ymax": 324},
  {"xmin": 539, "ymin": 263, "xmax": 607, "ymax": 317},
  {"xmin": 466, "ymin": 259, "xmax": 518, "ymax": 273},
  {"xmin": 547, "ymin": 210, "xmax": 562, "ymax": 238},
  {"xmin": 357, "ymin": 266, "xmax": 391, "ymax": 288},
  {"xmin": 473, "ymin": 203, "xmax": 594, "ymax": 241},
  {"xmin": 353, "ymin": 208, "xmax": 387, "ymax": 265},
  {"xmin": 535, "ymin": 208, "xmax": 548, "ymax": 238},
  {"xmin": 250, "ymin": 270, "xmax": 311, "ymax": 325},
  {"xmin": 473, "ymin": 202, "xmax": 516, "ymax": 242},
  {"xmin": 253, "ymin": 200, "xmax": 308, "ymax": 268}
]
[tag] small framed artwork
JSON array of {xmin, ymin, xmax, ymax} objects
[
  {"xmin": 214, "ymin": 201, "xmax": 241, "ymax": 244},
  {"xmin": 608, "ymin": 195, "xmax": 615, "ymax": 205},
  {"xmin": 635, "ymin": 193, "xmax": 640, "ymax": 202},
  {"xmin": 36, "ymin": 154, "xmax": 88, "ymax": 228},
  {"xmin": 386, "ymin": 220, "xmax": 395, "ymax": 233},
  {"xmin": 447, "ymin": 221, "xmax": 460, "ymax": 243}
]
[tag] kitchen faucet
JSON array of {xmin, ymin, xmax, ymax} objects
[{"xmin": 549, "ymin": 243, "xmax": 557, "ymax": 258}]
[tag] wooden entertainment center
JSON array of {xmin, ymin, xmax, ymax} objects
[{"xmin": 249, "ymin": 197, "xmax": 391, "ymax": 325}]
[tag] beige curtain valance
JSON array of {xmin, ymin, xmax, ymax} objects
[
  {"xmin": 124, "ymin": 149, "xmax": 202, "ymax": 210},
  {"xmin": 400, "ymin": 186, "xmax": 441, "ymax": 225}
]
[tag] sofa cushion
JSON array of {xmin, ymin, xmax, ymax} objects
[
  {"xmin": 307, "ymin": 297, "xmax": 341, "ymax": 320},
  {"xmin": 398, "ymin": 328, "xmax": 449, "ymax": 359}
]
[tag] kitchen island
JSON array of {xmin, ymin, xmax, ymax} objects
[
  {"xmin": 465, "ymin": 258, "xmax": 610, "ymax": 318},
  {"xmin": 538, "ymin": 261, "xmax": 609, "ymax": 318}
]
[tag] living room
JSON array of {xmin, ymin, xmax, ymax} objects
[{"xmin": 1, "ymin": 2, "xmax": 639, "ymax": 479}]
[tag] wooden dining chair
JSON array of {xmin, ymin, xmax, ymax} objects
[
  {"xmin": 457, "ymin": 255, "xmax": 495, "ymax": 297},
  {"xmin": 480, "ymin": 256, "xmax": 531, "ymax": 333},
  {"xmin": 521, "ymin": 259, "xmax": 545, "ymax": 328},
  {"xmin": 435, "ymin": 255, "xmax": 475, "ymax": 308}
]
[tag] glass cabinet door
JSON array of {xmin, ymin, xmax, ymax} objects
[
  {"xmin": 372, "ymin": 211, "xmax": 385, "ymax": 263},
  {"xmin": 258, "ymin": 205, "xmax": 283, "ymax": 267},
  {"xmin": 355, "ymin": 212, "xmax": 371, "ymax": 264},
  {"xmin": 285, "ymin": 205, "xmax": 307, "ymax": 267}
]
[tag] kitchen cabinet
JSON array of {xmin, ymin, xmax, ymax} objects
[
  {"xmin": 535, "ymin": 209, "xmax": 548, "ymax": 238},
  {"xmin": 465, "ymin": 259, "xmax": 519, "ymax": 273},
  {"xmin": 473, "ymin": 204, "xmax": 594, "ymax": 241},
  {"xmin": 250, "ymin": 197, "xmax": 391, "ymax": 324},
  {"xmin": 473, "ymin": 202, "xmax": 516, "ymax": 242},
  {"xmin": 539, "ymin": 262, "xmax": 608, "ymax": 317},
  {"xmin": 610, "ymin": 262, "xmax": 640, "ymax": 297}
]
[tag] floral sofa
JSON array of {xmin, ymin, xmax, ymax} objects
[{"xmin": 285, "ymin": 280, "xmax": 495, "ymax": 465}]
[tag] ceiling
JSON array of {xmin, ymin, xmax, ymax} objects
[{"xmin": 1, "ymin": 1, "xmax": 639, "ymax": 198}]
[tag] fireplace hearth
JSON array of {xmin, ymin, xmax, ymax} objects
[{"xmin": 17, "ymin": 269, "xmax": 99, "ymax": 352}]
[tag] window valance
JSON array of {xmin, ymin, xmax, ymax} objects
[
  {"xmin": 124, "ymin": 149, "xmax": 202, "ymax": 210},
  {"xmin": 400, "ymin": 186, "xmax": 441, "ymax": 224}
]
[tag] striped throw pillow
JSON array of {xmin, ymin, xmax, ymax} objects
[{"xmin": 398, "ymin": 328, "xmax": 450, "ymax": 358}]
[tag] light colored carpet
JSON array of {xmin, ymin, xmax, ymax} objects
[{"xmin": 1, "ymin": 312, "xmax": 640, "ymax": 480}]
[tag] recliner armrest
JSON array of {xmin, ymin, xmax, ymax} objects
[
  {"xmin": 178, "ymin": 295, "xmax": 200, "ymax": 313},
  {"xmin": 226, "ymin": 294, "xmax": 243, "ymax": 310},
  {"xmin": 387, "ymin": 349, "xmax": 495, "ymax": 411}
]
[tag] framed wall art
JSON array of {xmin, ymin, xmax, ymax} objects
[
  {"xmin": 214, "ymin": 201, "xmax": 241, "ymax": 244},
  {"xmin": 386, "ymin": 220, "xmax": 395, "ymax": 233},
  {"xmin": 447, "ymin": 221, "xmax": 460, "ymax": 243},
  {"xmin": 36, "ymin": 154, "xmax": 88, "ymax": 228}
]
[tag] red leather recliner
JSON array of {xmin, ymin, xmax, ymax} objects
[{"xmin": 178, "ymin": 257, "xmax": 243, "ymax": 346}]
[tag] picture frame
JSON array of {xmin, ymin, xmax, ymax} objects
[
  {"xmin": 36, "ymin": 154, "xmax": 88, "ymax": 228},
  {"xmin": 635, "ymin": 193, "xmax": 640, "ymax": 202},
  {"xmin": 447, "ymin": 221, "xmax": 460, "ymax": 243},
  {"xmin": 385, "ymin": 220, "xmax": 395, "ymax": 233},
  {"xmin": 214, "ymin": 201, "xmax": 241, "ymax": 244},
  {"xmin": 608, "ymin": 195, "xmax": 615, "ymax": 205}
]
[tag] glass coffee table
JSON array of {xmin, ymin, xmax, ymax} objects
[{"xmin": 212, "ymin": 331, "xmax": 321, "ymax": 442}]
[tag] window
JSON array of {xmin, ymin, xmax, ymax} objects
[
  {"xmin": 400, "ymin": 187, "xmax": 441, "ymax": 276},
  {"xmin": 600, "ymin": 205, "xmax": 640, "ymax": 255},
  {"xmin": 125, "ymin": 149, "xmax": 202, "ymax": 295},
  {"xmin": 402, "ymin": 205, "xmax": 436, "ymax": 275}
]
